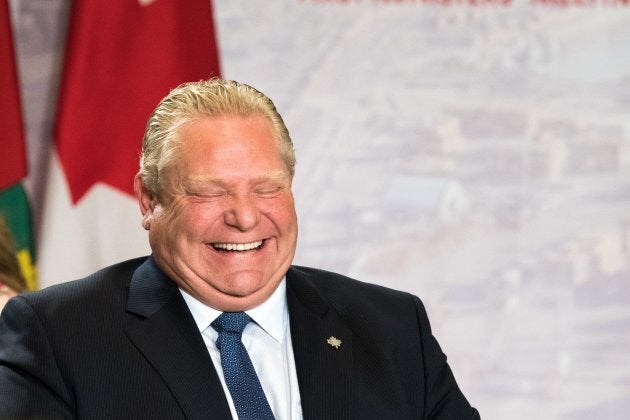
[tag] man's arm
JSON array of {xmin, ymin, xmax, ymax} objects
[
  {"xmin": 413, "ymin": 296, "xmax": 481, "ymax": 419},
  {"xmin": 0, "ymin": 296, "xmax": 75, "ymax": 419}
]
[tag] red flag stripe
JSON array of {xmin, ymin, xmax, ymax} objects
[
  {"xmin": 0, "ymin": 0, "xmax": 27, "ymax": 190},
  {"xmin": 55, "ymin": 0, "xmax": 221, "ymax": 203}
]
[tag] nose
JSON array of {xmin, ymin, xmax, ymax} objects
[{"xmin": 223, "ymin": 194, "xmax": 260, "ymax": 231}]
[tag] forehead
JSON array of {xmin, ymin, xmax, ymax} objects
[
  {"xmin": 171, "ymin": 115, "xmax": 290, "ymax": 179},
  {"xmin": 177, "ymin": 114, "xmax": 277, "ymax": 152}
]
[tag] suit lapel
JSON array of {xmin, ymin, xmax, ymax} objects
[
  {"xmin": 124, "ymin": 257, "xmax": 232, "ymax": 419},
  {"xmin": 287, "ymin": 267, "xmax": 353, "ymax": 420}
]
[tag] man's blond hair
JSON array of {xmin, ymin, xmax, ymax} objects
[{"xmin": 138, "ymin": 78, "xmax": 295, "ymax": 195}]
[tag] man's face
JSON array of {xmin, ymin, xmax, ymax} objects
[{"xmin": 135, "ymin": 115, "xmax": 298, "ymax": 311}]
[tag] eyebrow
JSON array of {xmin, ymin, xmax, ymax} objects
[{"xmin": 181, "ymin": 170, "xmax": 290, "ymax": 189}]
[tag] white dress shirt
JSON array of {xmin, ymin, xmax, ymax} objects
[{"xmin": 180, "ymin": 280, "xmax": 303, "ymax": 420}]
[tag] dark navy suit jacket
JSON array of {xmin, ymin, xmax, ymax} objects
[{"xmin": 0, "ymin": 256, "xmax": 480, "ymax": 419}]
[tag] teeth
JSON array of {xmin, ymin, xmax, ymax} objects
[{"xmin": 212, "ymin": 240, "xmax": 263, "ymax": 251}]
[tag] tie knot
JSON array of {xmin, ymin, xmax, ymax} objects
[{"xmin": 212, "ymin": 311, "xmax": 252, "ymax": 335}]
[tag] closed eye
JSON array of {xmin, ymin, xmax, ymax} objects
[
  {"xmin": 254, "ymin": 185, "xmax": 284, "ymax": 197},
  {"xmin": 187, "ymin": 190, "xmax": 227, "ymax": 200}
]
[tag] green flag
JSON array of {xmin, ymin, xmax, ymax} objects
[{"xmin": 0, "ymin": 185, "xmax": 36, "ymax": 290}]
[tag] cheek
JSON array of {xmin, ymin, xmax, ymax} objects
[
  {"xmin": 264, "ymin": 199, "xmax": 297, "ymax": 232},
  {"xmin": 151, "ymin": 203, "xmax": 190, "ymax": 241},
  {"xmin": 175, "ymin": 202, "xmax": 225, "ymax": 239}
]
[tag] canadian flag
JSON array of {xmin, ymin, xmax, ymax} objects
[
  {"xmin": 0, "ymin": 0, "xmax": 36, "ymax": 290},
  {"xmin": 39, "ymin": 0, "xmax": 221, "ymax": 287}
]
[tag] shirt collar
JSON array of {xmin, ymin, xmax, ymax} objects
[{"xmin": 180, "ymin": 279, "xmax": 288, "ymax": 344}]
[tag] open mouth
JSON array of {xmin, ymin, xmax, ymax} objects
[{"xmin": 211, "ymin": 240, "xmax": 264, "ymax": 252}]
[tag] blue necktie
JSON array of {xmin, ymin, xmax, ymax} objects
[{"xmin": 212, "ymin": 312, "xmax": 275, "ymax": 420}]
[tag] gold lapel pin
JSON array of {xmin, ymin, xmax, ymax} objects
[{"xmin": 327, "ymin": 336, "xmax": 342, "ymax": 349}]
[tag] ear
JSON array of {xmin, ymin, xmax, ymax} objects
[{"xmin": 134, "ymin": 173, "xmax": 156, "ymax": 230}]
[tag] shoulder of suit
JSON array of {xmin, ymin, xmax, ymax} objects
[
  {"xmin": 21, "ymin": 256, "xmax": 149, "ymax": 307},
  {"xmin": 288, "ymin": 264, "xmax": 418, "ymax": 304},
  {"xmin": 287, "ymin": 265, "xmax": 428, "ymax": 333}
]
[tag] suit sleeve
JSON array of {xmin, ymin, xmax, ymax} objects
[
  {"xmin": 413, "ymin": 296, "xmax": 481, "ymax": 420},
  {"xmin": 0, "ymin": 295, "xmax": 75, "ymax": 419}
]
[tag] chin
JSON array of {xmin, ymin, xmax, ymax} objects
[{"xmin": 223, "ymin": 271, "xmax": 272, "ymax": 295}]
